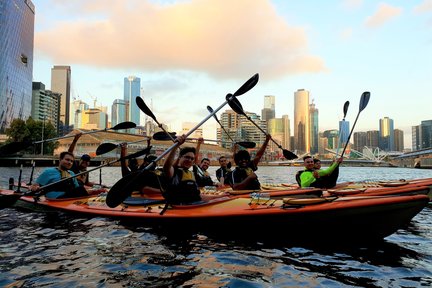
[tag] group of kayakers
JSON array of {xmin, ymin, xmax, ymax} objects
[{"xmin": 28, "ymin": 132, "xmax": 342, "ymax": 204}]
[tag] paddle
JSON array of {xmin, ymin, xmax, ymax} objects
[
  {"xmin": 152, "ymin": 131, "xmax": 256, "ymax": 148},
  {"xmin": 207, "ymin": 105, "xmax": 235, "ymax": 143},
  {"xmin": 227, "ymin": 95, "xmax": 298, "ymax": 160},
  {"xmin": 335, "ymin": 101, "xmax": 350, "ymax": 157},
  {"xmin": 339, "ymin": 92, "xmax": 370, "ymax": 160},
  {"xmin": 136, "ymin": 96, "xmax": 176, "ymax": 142},
  {"xmin": 96, "ymin": 138, "xmax": 151, "ymax": 156},
  {"xmin": 32, "ymin": 146, "xmax": 152, "ymax": 198},
  {"xmin": 106, "ymin": 73, "xmax": 260, "ymax": 208},
  {"xmin": 27, "ymin": 162, "xmax": 36, "ymax": 185},
  {"xmin": 0, "ymin": 121, "xmax": 137, "ymax": 156}
]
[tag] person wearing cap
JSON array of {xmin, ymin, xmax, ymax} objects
[{"xmin": 70, "ymin": 153, "xmax": 96, "ymax": 187}]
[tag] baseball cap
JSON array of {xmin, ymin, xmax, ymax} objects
[{"xmin": 81, "ymin": 154, "xmax": 91, "ymax": 161}]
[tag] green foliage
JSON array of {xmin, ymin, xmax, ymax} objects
[{"xmin": 4, "ymin": 118, "xmax": 59, "ymax": 155}]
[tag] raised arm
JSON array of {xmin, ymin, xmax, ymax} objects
[
  {"xmin": 163, "ymin": 135, "xmax": 186, "ymax": 179},
  {"xmin": 68, "ymin": 133, "xmax": 82, "ymax": 154},
  {"xmin": 194, "ymin": 137, "xmax": 204, "ymax": 165},
  {"xmin": 252, "ymin": 134, "xmax": 271, "ymax": 167}
]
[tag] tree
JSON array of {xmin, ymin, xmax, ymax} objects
[{"xmin": 4, "ymin": 118, "xmax": 59, "ymax": 155}]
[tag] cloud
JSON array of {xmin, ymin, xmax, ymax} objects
[
  {"xmin": 340, "ymin": 28, "xmax": 353, "ymax": 40},
  {"xmin": 413, "ymin": 0, "xmax": 432, "ymax": 13},
  {"xmin": 365, "ymin": 3, "xmax": 402, "ymax": 28},
  {"xmin": 34, "ymin": 0, "xmax": 326, "ymax": 80},
  {"xmin": 342, "ymin": 0, "xmax": 363, "ymax": 10}
]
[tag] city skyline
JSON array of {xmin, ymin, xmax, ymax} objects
[{"xmin": 31, "ymin": 0, "xmax": 432, "ymax": 148}]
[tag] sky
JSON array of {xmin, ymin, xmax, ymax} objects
[{"xmin": 32, "ymin": 0, "xmax": 432, "ymax": 148}]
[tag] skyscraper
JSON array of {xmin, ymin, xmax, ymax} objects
[
  {"xmin": 379, "ymin": 117, "xmax": 394, "ymax": 151},
  {"xmin": 124, "ymin": 76, "xmax": 141, "ymax": 127},
  {"xmin": 51, "ymin": 65, "xmax": 71, "ymax": 130},
  {"xmin": 294, "ymin": 89, "xmax": 310, "ymax": 153},
  {"xmin": 261, "ymin": 95, "xmax": 275, "ymax": 121},
  {"xmin": 309, "ymin": 101, "xmax": 319, "ymax": 154},
  {"xmin": 111, "ymin": 99, "xmax": 128, "ymax": 127},
  {"xmin": 0, "ymin": 0, "xmax": 35, "ymax": 132},
  {"xmin": 420, "ymin": 120, "xmax": 432, "ymax": 149},
  {"xmin": 282, "ymin": 115, "xmax": 291, "ymax": 150}
]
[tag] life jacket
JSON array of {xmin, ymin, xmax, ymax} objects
[
  {"xmin": 193, "ymin": 165, "xmax": 214, "ymax": 187},
  {"xmin": 164, "ymin": 168, "xmax": 201, "ymax": 204},
  {"xmin": 228, "ymin": 166, "xmax": 260, "ymax": 190}
]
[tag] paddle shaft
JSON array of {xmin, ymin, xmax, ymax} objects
[
  {"xmin": 32, "ymin": 151, "xmax": 145, "ymax": 195},
  {"xmin": 339, "ymin": 113, "xmax": 361, "ymax": 159}
]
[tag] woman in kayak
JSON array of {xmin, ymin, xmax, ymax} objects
[
  {"xmin": 226, "ymin": 135, "xmax": 270, "ymax": 190},
  {"xmin": 163, "ymin": 134, "xmax": 201, "ymax": 204}
]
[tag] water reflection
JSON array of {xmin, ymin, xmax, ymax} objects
[{"xmin": 1, "ymin": 166, "xmax": 432, "ymax": 287}]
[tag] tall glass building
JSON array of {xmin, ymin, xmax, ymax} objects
[
  {"xmin": 124, "ymin": 76, "xmax": 141, "ymax": 127},
  {"xmin": 0, "ymin": 0, "xmax": 35, "ymax": 132},
  {"xmin": 51, "ymin": 65, "xmax": 71, "ymax": 129},
  {"xmin": 294, "ymin": 89, "xmax": 310, "ymax": 154},
  {"xmin": 111, "ymin": 99, "xmax": 128, "ymax": 127},
  {"xmin": 379, "ymin": 117, "xmax": 394, "ymax": 151}
]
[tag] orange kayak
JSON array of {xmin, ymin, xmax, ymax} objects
[{"xmin": 13, "ymin": 192, "xmax": 429, "ymax": 243}]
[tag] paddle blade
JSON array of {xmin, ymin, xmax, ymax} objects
[
  {"xmin": 96, "ymin": 143, "xmax": 118, "ymax": 155},
  {"xmin": 343, "ymin": 101, "xmax": 350, "ymax": 119},
  {"xmin": 0, "ymin": 141, "xmax": 32, "ymax": 156},
  {"xmin": 136, "ymin": 96, "xmax": 157, "ymax": 121},
  {"xmin": 106, "ymin": 170, "xmax": 144, "ymax": 208},
  {"xmin": 226, "ymin": 95, "xmax": 246, "ymax": 116},
  {"xmin": 153, "ymin": 131, "xmax": 177, "ymax": 141},
  {"xmin": 233, "ymin": 73, "xmax": 259, "ymax": 96},
  {"xmin": 283, "ymin": 149, "xmax": 298, "ymax": 160},
  {"xmin": 112, "ymin": 121, "xmax": 136, "ymax": 130},
  {"xmin": 236, "ymin": 141, "xmax": 256, "ymax": 149},
  {"xmin": 359, "ymin": 92, "xmax": 370, "ymax": 112},
  {"xmin": 125, "ymin": 146, "xmax": 152, "ymax": 160}
]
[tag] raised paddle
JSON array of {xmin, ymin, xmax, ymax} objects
[
  {"xmin": 0, "ymin": 121, "xmax": 137, "ymax": 156},
  {"xmin": 339, "ymin": 92, "xmax": 370, "ymax": 160},
  {"xmin": 106, "ymin": 73, "xmax": 260, "ymax": 208},
  {"xmin": 207, "ymin": 105, "xmax": 235, "ymax": 143},
  {"xmin": 152, "ymin": 131, "xmax": 256, "ymax": 148},
  {"xmin": 136, "ymin": 96, "xmax": 176, "ymax": 142},
  {"xmin": 38, "ymin": 147, "xmax": 151, "ymax": 196},
  {"xmin": 96, "ymin": 137, "xmax": 151, "ymax": 156},
  {"xmin": 335, "ymin": 101, "xmax": 350, "ymax": 157},
  {"xmin": 0, "ymin": 146, "xmax": 153, "ymax": 207},
  {"xmin": 227, "ymin": 95, "xmax": 298, "ymax": 160}
]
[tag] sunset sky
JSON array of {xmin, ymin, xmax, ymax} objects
[{"xmin": 32, "ymin": 0, "xmax": 432, "ymax": 148}]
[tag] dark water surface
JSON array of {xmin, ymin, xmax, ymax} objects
[{"xmin": 1, "ymin": 166, "xmax": 431, "ymax": 287}]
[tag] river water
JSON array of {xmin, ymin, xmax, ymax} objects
[{"xmin": 1, "ymin": 166, "xmax": 431, "ymax": 287}]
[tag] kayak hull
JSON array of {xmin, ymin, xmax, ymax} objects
[{"xmin": 14, "ymin": 193, "xmax": 429, "ymax": 244}]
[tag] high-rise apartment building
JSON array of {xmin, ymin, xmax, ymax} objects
[
  {"xmin": 353, "ymin": 131, "xmax": 367, "ymax": 152},
  {"xmin": 124, "ymin": 76, "xmax": 141, "ymax": 127},
  {"xmin": 51, "ymin": 65, "xmax": 71, "ymax": 131},
  {"xmin": 379, "ymin": 117, "xmax": 394, "ymax": 151},
  {"xmin": 366, "ymin": 130, "xmax": 379, "ymax": 149},
  {"xmin": 0, "ymin": 0, "xmax": 35, "ymax": 132},
  {"xmin": 31, "ymin": 82, "xmax": 61, "ymax": 131},
  {"xmin": 261, "ymin": 95, "xmax": 275, "ymax": 121},
  {"xmin": 294, "ymin": 89, "xmax": 310, "ymax": 153},
  {"xmin": 394, "ymin": 129, "xmax": 404, "ymax": 152}
]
